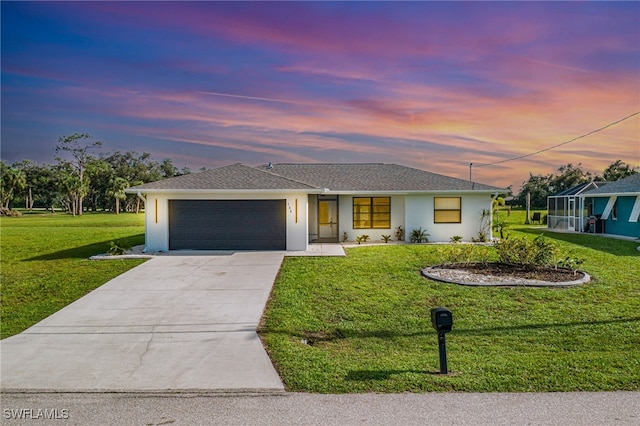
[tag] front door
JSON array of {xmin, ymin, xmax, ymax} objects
[
  {"xmin": 568, "ymin": 197, "xmax": 575, "ymax": 231},
  {"xmin": 318, "ymin": 199, "xmax": 338, "ymax": 241}
]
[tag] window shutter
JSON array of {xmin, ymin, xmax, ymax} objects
[
  {"xmin": 600, "ymin": 196, "xmax": 617, "ymax": 220},
  {"xmin": 629, "ymin": 196, "xmax": 640, "ymax": 222}
]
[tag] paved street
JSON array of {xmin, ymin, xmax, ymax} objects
[{"xmin": 2, "ymin": 391, "xmax": 638, "ymax": 425}]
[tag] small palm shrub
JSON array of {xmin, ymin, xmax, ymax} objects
[
  {"xmin": 355, "ymin": 234, "xmax": 370, "ymax": 244},
  {"xmin": 410, "ymin": 228, "xmax": 429, "ymax": 243}
]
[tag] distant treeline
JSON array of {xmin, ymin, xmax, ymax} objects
[
  {"xmin": 512, "ymin": 160, "xmax": 638, "ymax": 209},
  {"xmin": 1, "ymin": 133, "xmax": 637, "ymax": 214},
  {"xmin": 1, "ymin": 133, "xmax": 194, "ymax": 215}
]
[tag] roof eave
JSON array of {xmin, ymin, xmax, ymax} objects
[
  {"xmin": 125, "ymin": 188, "xmax": 321, "ymax": 194},
  {"xmin": 126, "ymin": 187, "xmax": 505, "ymax": 195},
  {"xmin": 320, "ymin": 189, "xmax": 504, "ymax": 195},
  {"xmin": 581, "ymin": 192, "xmax": 640, "ymax": 197}
]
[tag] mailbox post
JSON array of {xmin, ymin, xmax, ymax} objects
[{"xmin": 430, "ymin": 307, "xmax": 453, "ymax": 374}]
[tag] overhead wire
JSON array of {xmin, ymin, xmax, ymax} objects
[{"xmin": 473, "ymin": 112, "xmax": 639, "ymax": 168}]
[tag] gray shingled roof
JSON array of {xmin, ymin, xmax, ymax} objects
[
  {"xmin": 581, "ymin": 174, "xmax": 640, "ymax": 196},
  {"xmin": 128, "ymin": 162, "xmax": 503, "ymax": 192},
  {"xmin": 128, "ymin": 163, "xmax": 316, "ymax": 191},
  {"xmin": 261, "ymin": 163, "xmax": 501, "ymax": 191}
]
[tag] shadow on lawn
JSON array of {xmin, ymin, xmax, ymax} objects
[
  {"xmin": 24, "ymin": 234, "xmax": 145, "ymax": 261},
  {"xmin": 345, "ymin": 369, "xmax": 429, "ymax": 381},
  {"xmin": 454, "ymin": 316, "xmax": 640, "ymax": 335},
  {"xmin": 280, "ymin": 317, "xmax": 640, "ymax": 343},
  {"xmin": 516, "ymin": 228, "xmax": 640, "ymax": 256}
]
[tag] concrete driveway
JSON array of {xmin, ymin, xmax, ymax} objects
[{"xmin": 1, "ymin": 252, "xmax": 285, "ymax": 392}]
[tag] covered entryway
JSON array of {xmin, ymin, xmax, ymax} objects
[
  {"xmin": 318, "ymin": 197, "xmax": 338, "ymax": 242},
  {"xmin": 168, "ymin": 200, "xmax": 286, "ymax": 250}
]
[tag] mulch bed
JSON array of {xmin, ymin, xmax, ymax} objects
[
  {"xmin": 439, "ymin": 263, "xmax": 584, "ymax": 283},
  {"xmin": 422, "ymin": 262, "xmax": 589, "ymax": 287}
]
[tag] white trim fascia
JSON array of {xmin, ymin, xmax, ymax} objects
[
  {"xmin": 580, "ymin": 192, "xmax": 640, "ymax": 198},
  {"xmin": 573, "ymin": 183, "xmax": 599, "ymax": 195},
  {"xmin": 124, "ymin": 188, "xmax": 320, "ymax": 195},
  {"xmin": 126, "ymin": 188, "xmax": 502, "ymax": 196},
  {"xmin": 320, "ymin": 189, "xmax": 502, "ymax": 195}
]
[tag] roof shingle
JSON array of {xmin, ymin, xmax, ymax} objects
[
  {"xmin": 261, "ymin": 163, "xmax": 501, "ymax": 191},
  {"xmin": 581, "ymin": 174, "xmax": 640, "ymax": 196},
  {"xmin": 128, "ymin": 163, "xmax": 316, "ymax": 191},
  {"xmin": 128, "ymin": 163, "xmax": 503, "ymax": 192}
]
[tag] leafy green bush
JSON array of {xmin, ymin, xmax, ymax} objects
[
  {"xmin": 436, "ymin": 243, "xmax": 491, "ymax": 266},
  {"xmin": 107, "ymin": 240, "xmax": 130, "ymax": 256},
  {"xmin": 381, "ymin": 234, "xmax": 391, "ymax": 243},
  {"xmin": 394, "ymin": 226, "xmax": 405, "ymax": 241},
  {"xmin": 494, "ymin": 234, "xmax": 559, "ymax": 267}
]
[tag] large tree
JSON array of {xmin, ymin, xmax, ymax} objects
[
  {"xmin": 549, "ymin": 163, "xmax": 591, "ymax": 194},
  {"xmin": 11, "ymin": 160, "xmax": 40, "ymax": 210},
  {"xmin": 600, "ymin": 160, "xmax": 639, "ymax": 182},
  {"xmin": 107, "ymin": 177, "xmax": 129, "ymax": 214},
  {"xmin": 54, "ymin": 133, "xmax": 103, "ymax": 215},
  {"xmin": 32, "ymin": 163, "xmax": 59, "ymax": 212},
  {"xmin": 0, "ymin": 162, "xmax": 26, "ymax": 210},
  {"xmin": 516, "ymin": 173, "xmax": 553, "ymax": 209}
]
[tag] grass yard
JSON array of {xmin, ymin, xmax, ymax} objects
[
  {"xmin": 2, "ymin": 211, "xmax": 638, "ymax": 393},
  {"xmin": 0, "ymin": 212, "xmax": 146, "ymax": 339},
  {"xmin": 260, "ymin": 227, "xmax": 640, "ymax": 393}
]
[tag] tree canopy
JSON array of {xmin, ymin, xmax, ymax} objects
[
  {"xmin": 515, "ymin": 161, "xmax": 638, "ymax": 208},
  {"xmin": 2, "ymin": 133, "xmax": 637, "ymax": 214},
  {"xmin": 1, "ymin": 133, "xmax": 187, "ymax": 214}
]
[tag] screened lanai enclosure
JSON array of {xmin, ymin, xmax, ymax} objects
[{"xmin": 547, "ymin": 182, "xmax": 601, "ymax": 232}]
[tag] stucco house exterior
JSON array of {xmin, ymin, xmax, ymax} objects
[
  {"xmin": 580, "ymin": 174, "xmax": 640, "ymax": 238},
  {"xmin": 125, "ymin": 163, "xmax": 504, "ymax": 252}
]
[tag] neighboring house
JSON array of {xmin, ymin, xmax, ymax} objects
[
  {"xmin": 580, "ymin": 174, "xmax": 640, "ymax": 238},
  {"xmin": 547, "ymin": 181, "xmax": 605, "ymax": 232},
  {"xmin": 125, "ymin": 163, "xmax": 504, "ymax": 252}
]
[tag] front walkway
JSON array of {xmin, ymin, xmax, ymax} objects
[{"xmin": 286, "ymin": 243, "xmax": 346, "ymax": 257}]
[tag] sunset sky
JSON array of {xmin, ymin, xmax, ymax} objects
[{"xmin": 2, "ymin": 1, "xmax": 639, "ymax": 191}]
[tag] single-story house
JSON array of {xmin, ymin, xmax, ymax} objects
[
  {"xmin": 580, "ymin": 174, "xmax": 640, "ymax": 238},
  {"xmin": 125, "ymin": 163, "xmax": 504, "ymax": 252}
]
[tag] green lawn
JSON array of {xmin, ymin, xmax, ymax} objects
[
  {"xmin": 2, "ymin": 212, "xmax": 639, "ymax": 392},
  {"xmin": 0, "ymin": 212, "xmax": 146, "ymax": 339},
  {"xmin": 260, "ymin": 227, "xmax": 640, "ymax": 393}
]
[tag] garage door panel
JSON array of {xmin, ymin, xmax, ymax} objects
[{"xmin": 168, "ymin": 200, "xmax": 286, "ymax": 250}]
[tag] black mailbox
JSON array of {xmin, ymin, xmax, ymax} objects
[{"xmin": 431, "ymin": 308, "xmax": 453, "ymax": 333}]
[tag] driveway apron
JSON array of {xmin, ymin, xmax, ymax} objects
[{"xmin": 1, "ymin": 252, "xmax": 285, "ymax": 392}]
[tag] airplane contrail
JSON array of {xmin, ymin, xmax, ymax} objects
[{"xmin": 197, "ymin": 90, "xmax": 351, "ymax": 110}]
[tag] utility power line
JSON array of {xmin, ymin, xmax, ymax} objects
[{"xmin": 473, "ymin": 112, "xmax": 639, "ymax": 169}]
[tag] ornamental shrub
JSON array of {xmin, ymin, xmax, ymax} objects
[{"xmin": 494, "ymin": 235, "xmax": 559, "ymax": 267}]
